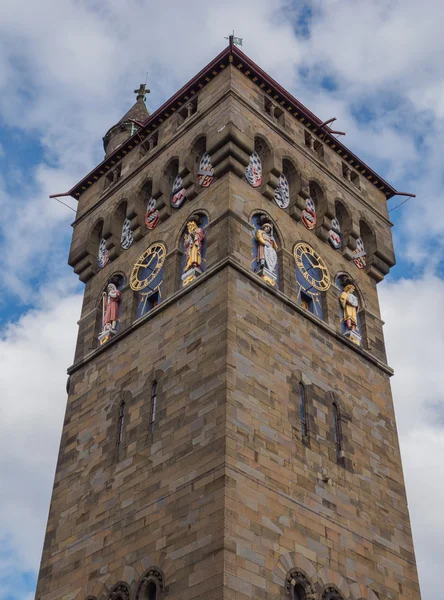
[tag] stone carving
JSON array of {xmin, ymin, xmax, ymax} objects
[
  {"xmin": 99, "ymin": 282, "xmax": 122, "ymax": 344},
  {"xmin": 245, "ymin": 151, "xmax": 263, "ymax": 187},
  {"xmin": 135, "ymin": 568, "xmax": 164, "ymax": 600},
  {"xmin": 353, "ymin": 237, "xmax": 367, "ymax": 269},
  {"xmin": 171, "ymin": 174, "xmax": 186, "ymax": 208},
  {"xmin": 198, "ymin": 152, "xmax": 215, "ymax": 187},
  {"xmin": 285, "ymin": 569, "xmax": 315, "ymax": 598},
  {"xmin": 108, "ymin": 583, "xmax": 130, "ymax": 600},
  {"xmin": 97, "ymin": 237, "xmax": 109, "ymax": 269},
  {"xmin": 182, "ymin": 217, "xmax": 205, "ymax": 287},
  {"xmin": 255, "ymin": 217, "xmax": 278, "ymax": 286},
  {"xmin": 339, "ymin": 281, "xmax": 361, "ymax": 346},
  {"xmin": 301, "ymin": 197, "xmax": 316, "ymax": 230},
  {"xmin": 121, "ymin": 217, "xmax": 133, "ymax": 249},
  {"xmin": 328, "ymin": 217, "xmax": 342, "ymax": 249},
  {"xmin": 145, "ymin": 197, "xmax": 160, "ymax": 230},
  {"xmin": 274, "ymin": 172, "xmax": 290, "ymax": 208}
]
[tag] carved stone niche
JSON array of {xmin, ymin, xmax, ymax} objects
[
  {"xmin": 322, "ymin": 586, "xmax": 343, "ymax": 600},
  {"xmin": 285, "ymin": 569, "xmax": 315, "ymax": 599}
]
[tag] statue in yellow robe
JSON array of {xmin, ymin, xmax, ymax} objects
[
  {"xmin": 339, "ymin": 284, "xmax": 359, "ymax": 331},
  {"xmin": 184, "ymin": 219, "xmax": 205, "ymax": 272}
]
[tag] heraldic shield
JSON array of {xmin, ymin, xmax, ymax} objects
[
  {"xmin": 198, "ymin": 152, "xmax": 215, "ymax": 187},
  {"xmin": 171, "ymin": 175, "xmax": 186, "ymax": 208},
  {"xmin": 245, "ymin": 151, "xmax": 263, "ymax": 188}
]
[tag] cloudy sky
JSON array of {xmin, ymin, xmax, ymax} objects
[{"xmin": 0, "ymin": 0, "xmax": 442, "ymax": 598}]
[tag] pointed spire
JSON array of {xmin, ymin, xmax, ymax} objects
[{"xmin": 103, "ymin": 84, "xmax": 151, "ymax": 156}]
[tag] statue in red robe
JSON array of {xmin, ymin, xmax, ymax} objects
[{"xmin": 99, "ymin": 283, "xmax": 121, "ymax": 343}]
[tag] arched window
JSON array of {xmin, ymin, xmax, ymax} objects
[
  {"xmin": 192, "ymin": 137, "xmax": 215, "ymax": 188},
  {"xmin": 285, "ymin": 569, "xmax": 314, "ymax": 599},
  {"xmin": 150, "ymin": 380, "xmax": 158, "ymax": 433},
  {"xmin": 135, "ymin": 568, "xmax": 164, "ymax": 600},
  {"xmin": 108, "ymin": 583, "xmax": 130, "ymax": 600},
  {"xmin": 115, "ymin": 200, "xmax": 133, "ymax": 250},
  {"xmin": 116, "ymin": 401, "xmax": 125, "ymax": 456},
  {"xmin": 332, "ymin": 402, "xmax": 342, "ymax": 460},
  {"xmin": 299, "ymin": 383, "xmax": 308, "ymax": 438}
]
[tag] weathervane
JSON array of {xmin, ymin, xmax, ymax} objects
[{"xmin": 225, "ymin": 30, "xmax": 243, "ymax": 46}]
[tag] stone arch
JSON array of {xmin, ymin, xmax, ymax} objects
[
  {"xmin": 308, "ymin": 178, "xmax": 328, "ymax": 224},
  {"xmin": 134, "ymin": 552, "xmax": 174, "ymax": 590},
  {"xmin": 103, "ymin": 567, "xmax": 138, "ymax": 597},
  {"xmin": 317, "ymin": 568, "xmax": 350, "ymax": 599},
  {"xmin": 334, "ymin": 199, "xmax": 352, "ymax": 242},
  {"xmin": 272, "ymin": 551, "xmax": 320, "ymax": 589},
  {"xmin": 88, "ymin": 217, "xmax": 106, "ymax": 265},
  {"xmin": 334, "ymin": 271, "xmax": 366, "ymax": 310},
  {"xmin": 175, "ymin": 208, "xmax": 211, "ymax": 249},
  {"xmin": 135, "ymin": 567, "xmax": 165, "ymax": 600},
  {"xmin": 349, "ymin": 583, "xmax": 380, "ymax": 600},
  {"xmin": 358, "ymin": 217, "xmax": 376, "ymax": 258},
  {"xmin": 249, "ymin": 209, "xmax": 284, "ymax": 249},
  {"xmin": 280, "ymin": 156, "xmax": 301, "ymax": 207},
  {"xmin": 254, "ymin": 133, "xmax": 273, "ymax": 160},
  {"xmin": 143, "ymin": 369, "xmax": 165, "ymax": 434},
  {"xmin": 290, "ymin": 370, "xmax": 314, "ymax": 442},
  {"xmin": 106, "ymin": 581, "xmax": 131, "ymax": 600}
]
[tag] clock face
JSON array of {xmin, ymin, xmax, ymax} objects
[
  {"xmin": 130, "ymin": 243, "xmax": 166, "ymax": 291},
  {"xmin": 293, "ymin": 242, "xmax": 331, "ymax": 292}
]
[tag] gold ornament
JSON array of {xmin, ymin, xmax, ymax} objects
[
  {"xmin": 293, "ymin": 242, "xmax": 331, "ymax": 292},
  {"xmin": 130, "ymin": 243, "xmax": 166, "ymax": 291}
]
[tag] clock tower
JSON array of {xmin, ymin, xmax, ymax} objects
[{"xmin": 36, "ymin": 39, "xmax": 422, "ymax": 600}]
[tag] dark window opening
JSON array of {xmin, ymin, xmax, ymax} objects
[
  {"xmin": 342, "ymin": 162, "xmax": 351, "ymax": 181},
  {"xmin": 333, "ymin": 402, "xmax": 342, "ymax": 460},
  {"xmin": 299, "ymin": 383, "xmax": 308, "ymax": 438},
  {"xmin": 147, "ymin": 582, "xmax": 157, "ymax": 600},
  {"xmin": 140, "ymin": 131, "xmax": 159, "ymax": 157},
  {"xmin": 264, "ymin": 97, "xmax": 285, "ymax": 126},
  {"xmin": 350, "ymin": 170, "xmax": 360, "ymax": 189},
  {"xmin": 104, "ymin": 164, "xmax": 122, "ymax": 190},
  {"xmin": 301, "ymin": 291, "xmax": 313, "ymax": 312},
  {"xmin": 116, "ymin": 401, "xmax": 125, "ymax": 456},
  {"xmin": 150, "ymin": 381, "xmax": 158, "ymax": 433},
  {"xmin": 294, "ymin": 584, "xmax": 307, "ymax": 600},
  {"xmin": 177, "ymin": 98, "xmax": 198, "ymax": 126}
]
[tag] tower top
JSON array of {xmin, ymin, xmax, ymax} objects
[{"xmin": 102, "ymin": 84, "xmax": 150, "ymax": 156}]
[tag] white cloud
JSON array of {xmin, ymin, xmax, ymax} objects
[
  {"xmin": 381, "ymin": 275, "xmax": 444, "ymax": 599},
  {"xmin": 0, "ymin": 290, "xmax": 82, "ymax": 573}
]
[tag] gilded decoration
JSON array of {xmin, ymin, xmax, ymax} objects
[
  {"xmin": 181, "ymin": 216, "xmax": 206, "ymax": 287},
  {"xmin": 294, "ymin": 242, "xmax": 330, "ymax": 318}
]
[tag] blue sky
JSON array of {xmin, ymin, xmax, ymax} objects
[{"xmin": 0, "ymin": 1, "xmax": 443, "ymax": 599}]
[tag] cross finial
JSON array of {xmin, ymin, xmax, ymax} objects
[{"xmin": 134, "ymin": 83, "xmax": 150, "ymax": 102}]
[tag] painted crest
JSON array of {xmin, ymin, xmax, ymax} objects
[
  {"xmin": 145, "ymin": 198, "xmax": 160, "ymax": 230},
  {"xmin": 121, "ymin": 218, "xmax": 133, "ymax": 250},
  {"xmin": 245, "ymin": 151, "xmax": 263, "ymax": 188},
  {"xmin": 274, "ymin": 173, "xmax": 290, "ymax": 209},
  {"xmin": 328, "ymin": 217, "xmax": 342, "ymax": 249},
  {"xmin": 353, "ymin": 237, "xmax": 367, "ymax": 269},
  {"xmin": 301, "ymin": 197, "xmax": 316, "ymax": 230},
  {"xmin": 171, "ymin": 175, "xmax": 186, "ymax": 208},
  {"xmin": 97, "ymin": 237, "xmax": 109, "ymax": 269},
  {"xmin": 198, "ymin": 152, "xmax": 215, "ymax": 187}
]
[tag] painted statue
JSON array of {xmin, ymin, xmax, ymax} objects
[
  {"xmin": 339, "ymin": 282, "xmax": 361, "ymax": 346},
  {"xmin": 198, "ymin": 152, "xmax": 215, "ymax": 187},
  {"xmin": 301, "ymin": 197, "xmax": 316, "ymax": 230},
  {"xmin": 182, "ymin": 218, "xmax": 205, "ymax": 287},
  {"xmin": 328, "ymin": 217, "xmax": 342, "ymax": 250},
  {"xmin": 171, "ymin": 175, "xmax": 186, "ymax": 208},
  {"xmin": 274, "ymin": 173, "xmax": 290, "ymax": 209},
  {"xmin": 245, "ymin": 151, "xmax": 263, "ymax": 188},
  {"xmin": 99, "ymin": 283, "xmax": 122, "ymax": 344},
  {"xmin": 353, "ymin": 237, "xmax": 367, "ymax": 269},
  {"xmin": 145, "ymin": 197, "xmax": 160, "ymax": 230},
  {"xmin": 121, "ymin": 218, "xmax": 133, "ymax": 250},
  {"xmin": 255, "ymin": 220, "xmax": 278, "ymax": 286},
  {"xmin": 97, "ymin": 237, "xmax": 109, "ymax": 269}
]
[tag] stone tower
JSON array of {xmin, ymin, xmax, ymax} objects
[{"xmin": 36, "ymin": 39, "xmax": 422, "ymax": 600}]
